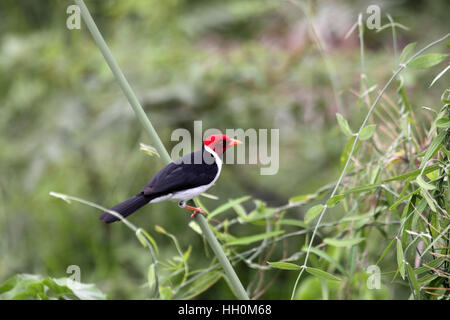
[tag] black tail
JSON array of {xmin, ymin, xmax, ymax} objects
[{"xmin": 100, "ymin": 194, "xmax": 150, "ymax": 223}]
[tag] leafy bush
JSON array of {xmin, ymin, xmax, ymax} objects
[{"xmin": 0, "ymin": 274, "xmax": 106, "ymax": 300}]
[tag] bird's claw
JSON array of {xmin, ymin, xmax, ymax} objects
[
  {"xmin": 190, "ymin": 208, "xmax": 205, "ymax": 219},
  {"xmin": 181, "ymin": 203, "xmax": 206, "ymax": 219}
]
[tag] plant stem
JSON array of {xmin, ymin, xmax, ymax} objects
[
  {"xmin": 73, "ymin": 0, "xmax": 171, "ymax": 164},
  {"xmin": 195, "ymin": 213, "xmax": 249, "ymax": 299},
  {"xmin": 50, "ymin": 191, "xmax": 160, "ymax": 299},
  {"xmin": 74, "ymin": 0, "xmax": 249, "ymax": 300},
  {"xmin": 386, "ymin": 14, "xmax": 398, "ymax": 66},
  {"xmin": 290, "ymin": 0, "xmax": 343, "ymax": 113}
]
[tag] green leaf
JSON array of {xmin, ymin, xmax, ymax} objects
[
  {"xmin": 159, "ymin": 286, "xmax": 174, "ymax": 300},
  {"xmin": 442, "ymin": 89, "xmax": 450, "ymax": 104},
  {"xmin": 415, "ymin": 257, "xmax": 445, "ymax": 275},
  {"xmin": 398, "ymin": 79, "xmax": 412, "ymax": 111},
  {"xmin": 304, "ymin": 247, "xmax": 347, "ymax": 276},
  {"xmin": 341, "ymin": 183, "xmax": 381, "ymax": 196},
  {"xmin": 406, "ymin": 263, "xmax": 420, "ymax": 299},
  {"xmin": 267, "ymin": 261, "xmax": 301, "ymax": 270},
  {"xmin": 139, "ymin": 142, "xmax": 160, "ymax": 158},
  {"xmin": 154, "ymin": 225, "xmax": 167, "ymax": 234},
  {"xmin": 399, "ymin": 42, "xmax": 416, "ymax": 64},
  {"xmin": 420, "ymin": 130, "xmax": 446, "ymax": 167},
  {"xmin": 208, "ymin": 196, "xmax": 251, "ymax": 219},
  {"xmin": 336, "ymin": 113, "xmax": 353, "ymax": 137},
  {"xmin": 359, "ymin": 124, "xmax": 377, "ymax": 141},
  {"xmin": 0, "ymin": 274, "xmax": 106, "ymax": 300},
  {"xmin": 376, "ymin": 238, "xmax": 396, "ymax": 265},
  {"xmin": 188, "ymin": 221, "xmax": 202, "ymax": 235},
  {"xmin": 340, "ymin": 212, "xmax": 374, "ymax": 223},
  {"xmin": 135, "ymin": 228, "xmax": 159, "ymax": 255},
  {"xmin": 417, "ymin": 273, "xmax": 438, "ymax": 285},
  {"xmin": 416, "ymin": 175, "xmax": 436, "ymax": 190},
  {"xmin": 179, "ymin": 271, "xmax": 222, "ymax": 300},
  {"xmin": 421, "ymin": 189, "xmax": 436, "ymax": 212},
  {"xmin": 200, "ymin": 192, "xmax": 219, "ymax": 200},
  {"xmin": 435, "ymin": 117, "xmax": 450, "ymax": 128},
  {"xmin": 429, "ymin": 212, "xmax": 440, "ymax": 242},
  {"xmin": 243, "ymin": 200, "xmax": 276, "ymax": 222},
  {"xmin": 55, "ymin": 278, "xmax": 106, "ymax": 300},
  {"xmin": 421, "ymin": 224, "xmax": 450, "ymax": 258},
  {"xmin": 276, "ymin": 219, "xmax": 308, "ymax": 229},
  {"xmin": 232, "ymin": 203, "xmax": 247, "ymax": 218},
  {"xmin": 323, "ymin": 237, "xmax": 364, "ymax": 247},
  {"xmin": 304, "ymin": 204, "xmax": 324, "ymax": 224},
  {"xmin": 135, "ymin": 230, "xmax": 148, "ymax": 248},
  {"xmin": 305, "ymin": 267, "xmax": 341, "ymax": 282},
  {"xmin": 289, "ymin": 193, "xmax": 317, "ymax": 204},
  {"xmin": 382, "ymin": 164, "xmax": 440, "ymax": 182},
  {"xmin": 147, "ymin": 264, "xmax": 156, "ymax": 292},
  {"xmin": 182, "ymin": 246, "xmax": 192, "ymax": 263},
  {"xmin": 340, "ymin": 136, "xmax": 360, "ymax": 171},
  {"xmin": 396, "ymin": 239, "xmax": 405, "ymax": 280},
  {"xmin": 326, "ymin": 195, "xmax": 345, "ymax": 208},
  {"xmin": 425, "ymin": 169, "xmax": 439, "ymax": 181},
  {"xmin": 389, "ymin": 189, "xmax": 421, "ymax": 210},
  {"xmin": 407, "ymin": 53, "xmax": 448, "ymax": 69},
  {"xmin": 429, "ymin": 65, "xmax": 450, "ymax": 87},
  {"xmin": 225, "ymin": 230, "xmax": 284, "ymax": 246},
  {"xmin": 443, "ymin": 146, "xmax": 450, "ymax": 158}
]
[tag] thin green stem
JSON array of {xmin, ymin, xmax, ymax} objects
[
  {"xmin": 290, "ymin": 33, "xmax": 450, "ymax": 300},
  {"xmin": 386, "ymin": 14, "xmax": 398, "ymax": 66},
  {"xmin": 74, "ymin": 0, "xmax": 248, "ymax": 300},
  {"xmin": 74, "ymin": 0, "xmax": 170, "ymax": 164},
  {"xmin": 290, "ymin": 0, "xmax": 343, "ymax": 112},
  {"xmin": 50, "ymin": 191, "xmax": 160, "ymax": 298},
  {"xmin": 358, "ymin": 13, "xmax": 366, "ymax": 89}
]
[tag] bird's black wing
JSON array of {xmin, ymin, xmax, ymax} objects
[
  {"xmin": 100, "ymin": 149, "xmax": 218, "ymax": 223},
  {"xmin": 140, "ymin": 149, "xmax": 218, "ymax": 197}
]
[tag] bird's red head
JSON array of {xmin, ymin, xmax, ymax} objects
[{"xmin": 203, "ymin": 134, "xmax": 242, "ymax": 154}]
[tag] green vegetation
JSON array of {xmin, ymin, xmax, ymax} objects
[{"xmin": 0, "ymin": 0, "xmax": 448, "ymax": 300}]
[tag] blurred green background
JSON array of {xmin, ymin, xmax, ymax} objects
[{"xmin": 0, "ymin": 0, "xmax": 448, "ymax": 299}]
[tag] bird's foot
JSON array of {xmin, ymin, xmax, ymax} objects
[
  {"xmin": 183, "ymin": 205, "xmax": 206, "ymax": 219},
  {"xmin": 190, "ymin": 209, "xmax": 205, "ymax": 219}
]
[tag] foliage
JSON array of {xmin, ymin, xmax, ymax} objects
[{"xmin": 0, "ymin": 274, "xmax": 106, "ymax": 300}]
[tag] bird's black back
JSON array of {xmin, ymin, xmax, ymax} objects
[{"xmin": 140, "ymin": 148, "xmax": 219, "ymax": 198}]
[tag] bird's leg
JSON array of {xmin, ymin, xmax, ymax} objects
[
  {"xmin": 185, "ymin": 205, "xmax": 205, "ymax": 219},
  {"xmin": 178, "ymin": 201, "xmax": 206, "ymax": 219}
]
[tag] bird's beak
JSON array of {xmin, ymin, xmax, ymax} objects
[{"xmin": 228, "ymin": 138, "xmax": 243, "ymax": 146}]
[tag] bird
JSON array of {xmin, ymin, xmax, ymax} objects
[{"xmin": 100, "ymin": 134, "xmax": 242, "ymax": 223}]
